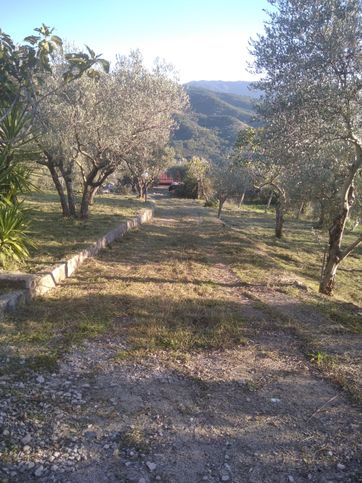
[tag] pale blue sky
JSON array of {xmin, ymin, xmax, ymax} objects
[{"xmin": 2, "ymin": 0, "xmax": 270, "ymax": 82}]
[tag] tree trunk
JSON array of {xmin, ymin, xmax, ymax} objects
[
  {"xmin": 265, "ymin": 190, "xmax": 273, "ymax": 213},
  {"xmin": 197, "ymin": 180, "xmax": 201, "ymax": 199},
  {"xmin": 314, "ymin": 201, "xmax": 326, "ymax": 228},
  {"xmin": 199, "ymin": 178, "xmax": 207, "ymax": 201},
  {"xmin": 137, "ymin": 180, "xmax": 144, "ymax": 199},
  {"xmin": 319, "ymin": 145, "xmax": 362, "ymax": 295},
  {"xmin": 297, "ymin": 201, "xmax": 305, "ymax": 220},
  {"xmin": 89, "ymin": 186, "xmax": 99, "ymax": 205},
  {"xmin": 217, "ymin": 197, "xmax": 226, "ymax": 219},
  {"xmin": 319, "ymin": 185, "xmax": 354, "ymax": 295},
  {"xmin": 59, "ymin": 165, "xmax": 77, "ymax": 217},
  {"xmin": 237, "ymin": 188, "xmax": 246, "ymax": 207},
  {"xmin": 275, "ymin": 199, "xmax": 284, "ymax": 238},
  {"xmin": 80, "ymin": 185, "xmax": 92, "ymax": 219},
  {"xmin": 48, "ymin": 164, "xmax": 70, "ymax": 217}
]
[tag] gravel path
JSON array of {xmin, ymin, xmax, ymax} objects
[{"xmin": 0, "ymin": 194, "xmax": 361, "ymax": 482}]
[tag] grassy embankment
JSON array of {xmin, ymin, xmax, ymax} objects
[{"xmin": 12, "ymin": 191, "xmax": 149, "ymax": 273}]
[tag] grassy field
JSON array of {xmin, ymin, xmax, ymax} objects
[
  {"xmin": 219, "ymin": 202, "xmax": 362, "ymax": 332},
  {"xmin": 0, "ymin": 196, "xmax": 361, "ymax": 401},
  {"xmin": 17, "ymin": 191, "xmax": 149, "ymax": 273}
]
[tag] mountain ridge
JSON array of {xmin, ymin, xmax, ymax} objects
[
  {"xmin": 172, "ymin": 84, "xmax": 259, "ymax": 162},
  {"xmin": 185, "ymin": 80, "xmax": 260, "ymax": 98}
]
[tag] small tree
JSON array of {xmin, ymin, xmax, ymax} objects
[
  {"xmin": 212, "ymin": 162, "xmax": 245, "ymax": 219},
  {"xmin": 187, "ymin": 156, "xmax": 211, "ymax": 201},
  {"xmin": 123, "ymin": 146, "xmax": 175, "ymax": 201}
]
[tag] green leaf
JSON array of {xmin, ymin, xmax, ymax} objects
[
  {"xmin": 24, "ymin": 35, "xmax": 40, "ymax": 45},
  {"xmin": 85, "ymin": 45, "xmax": 95, "ymax": 58}
]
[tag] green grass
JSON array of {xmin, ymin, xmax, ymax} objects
[
  {"xmin": 0, "ymin": 198, "xmax": 249, "ymax": 376},
  {"xmin": 0, "ymin": 196, "xmax": 360, "ymax": 402},
  {"xmin": 219, "ymin": 203, "xmax": 362, "ymax": 332},
  {"xmin": 15, "ymin": 191, "xmax": 149, "ymax": 273}
]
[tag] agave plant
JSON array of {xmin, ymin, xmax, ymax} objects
[
  {"xmin": 0, "ymin": 199, "xmax": 34, "ymax": 268},
  {"xmin": 0, "ymin": 102, "xmax": 37, "ymax": 267}
]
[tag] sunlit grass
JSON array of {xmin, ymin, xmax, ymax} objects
[
  {"xmin": 218, "ymin": 203, "xmax": 361, "ymax": 332},
  {"xmin": 18, "ymin": 191, "xmax": 149, "ymax": 272}
]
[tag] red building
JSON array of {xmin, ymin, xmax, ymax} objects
[{"xmin": 157, "ymin": 172, "xmax": 175, "ymax": 185}]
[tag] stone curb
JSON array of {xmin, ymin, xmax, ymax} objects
[{"xmin": 0, "ymin": 205, "xmax": 154, "ymax": 319}]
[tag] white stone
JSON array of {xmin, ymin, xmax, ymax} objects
[
  {"xmin": 146, "ymin": 461, "xmax": 157, "ymax": 471},
  {"xmin": 36, "ymin": 375, "xmax": 45, "ymax": 384},
  {"xmin": 21, "ymin": 433, "xmax": 32, "ymax": 445},
  {"xmin": 34, "ymin": 466, "xmax": 44, "ymax": 477}
]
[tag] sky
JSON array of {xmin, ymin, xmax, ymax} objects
[{"xmin": 1, "ymin": 0, "xmax": 270, "ymax": 82}]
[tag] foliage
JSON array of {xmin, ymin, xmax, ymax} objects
[
  {"xmin": 211, "ymin": 160, "xmax": 246, "ymax": 218},
  {"xmin": 0, "ymin": 200, "xmax": 33, "ymax": 267},
  {"xmin": 0, "ymin": 24, "xmax": 106, "ymax": 265},
  {"xmin": 37, "ymin": 50, "xmax": 188, "ymax": 216},
  {"xmin": 250, "ymin": 0, "xmax": 362, "ymax": 294}
]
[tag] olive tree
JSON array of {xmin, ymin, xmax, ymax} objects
[
  {"xmin": 251, "ymin": 0, "xmax": 362, "ymax": 295},
  {"xmin": 37, "ymin": 51, "xmax": 187, "ymax": 217},
  {"xmin": 212, "ymin": 161, "xmax": 246, "ymax": 219}
]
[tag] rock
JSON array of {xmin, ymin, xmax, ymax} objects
[
  {"xmin": 221, "ymin": 476, "xmax": 230, "ymax": 482},
  {"xmin": 21, "ymin": 433, "xmax": 32, "ymax": 445},
  {"xmin": 146, "ymin": 461, "xmax": 157, "ymax": 472},
  {"xmin": 3, "ymin": 429, "xmax": 10, "ymax": 436},
  {"xmin": 271, "ymin": 398, "xmax": 281, "ymax": 403},
  {"xmin": 27, "ymin": 462, "xmax": 35, "ymax": 469},
  {"xmin": 138, "ymin": 478, "xmax": 147, "ymax": 483},
  {"xmin": 337, "ymin": 463, "xmax": 346, "ymax": 470},
  {"xmin": 34, "ymin": 465, "xmax": 44, "ymax": 477},
  {"xmin": 288, "ymin": 477, "xmax": 295, "ymax": 482},
  {"xmin": 51, "ymin": 465, "xmax": 59, "ymax": 471},
  {"xmin": 36, "ymin": 375, "xmax": 45, "ymax": 384}
]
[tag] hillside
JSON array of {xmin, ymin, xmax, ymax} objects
[
  {"xmin": 185, "ymin": 80, "xmax": 260, "ymax": 98},
  {"xmin": 172, "ymin": 85, "xmax": 258, "ymax": 162}
]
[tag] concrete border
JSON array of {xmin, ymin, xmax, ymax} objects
[{"xmin": 0, "ymin": 206, "xmax": 154, "ymax": 318}]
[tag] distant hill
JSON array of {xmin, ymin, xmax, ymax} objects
[
  {"xmin": 172, "ymin": 85, "xmax": 259, "ymax": 163},
  {"xmin": 185, "ymin": 80, "xmax": 260, "ymax": 98}
]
